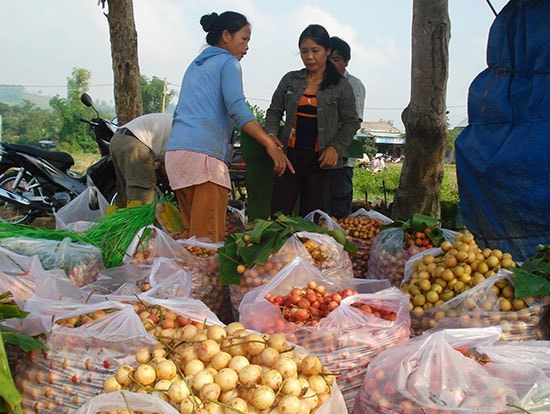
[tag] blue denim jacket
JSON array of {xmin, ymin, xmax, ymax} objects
[{"xmin": 265, "ymin": 68, "xmax": 358, "ymax": 168}]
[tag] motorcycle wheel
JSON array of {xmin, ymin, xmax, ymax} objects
[{"xmin": 0, "ymin": 171, "xmax": 39, "ymax": 224}]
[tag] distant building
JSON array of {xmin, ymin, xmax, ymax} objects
[{"xmin": 358, "ymin": 121, "xmax": 405, "ymax": 157}]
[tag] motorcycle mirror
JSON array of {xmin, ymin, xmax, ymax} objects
[{"xmin": 80, "ymin": 93, "xmax": 94, "ymax": 108}]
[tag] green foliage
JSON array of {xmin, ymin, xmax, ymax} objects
[
  {"xmin": 448, "ymin": 128, "xmax": 461, "ymax": 150},
  {"xmin": 352, "ymin": 163, "xmax": 459, "ymax": 204},
  {"xmin": 361, "ymin": 135, "xmax": 378, "ymax": 158},
  {"xmin": 0, "ymin": 100, "xmax": 59, "ymax": 145},
  {"xmin": 49, "ymin": 94, "xmax": 98, "ymax": 153},
  {"xmin": 66, "ymin": 68, "xmax": 91, "ymax": 102},
  {"xmin": 140, "ymin": 75, "xmax": 177, "ymax": 114},
  {"xmin": 353, "ymin": 164, "xmax": 401, "ymax": 202}
]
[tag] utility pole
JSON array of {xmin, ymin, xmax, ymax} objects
[{"xmin": 161, "ymin": 78, "xmax": 167, "ymax": 113}]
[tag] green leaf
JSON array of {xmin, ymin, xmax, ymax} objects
[
  {"xmin": 408, "ymin": 213, "xmax": 440, "ymax": 232},
  {"xmin": 0, "ymin": 304, "xmax": 28, "ymax": 320},
  {"xmin": 0, "ymin": 326, "xmax": 46, "ymax": 352},
  {"xmin": 218, "ymin": 234, "xmax": 241, "ymax": 286},
  {"xmin": 248, "ymin": 219, "xmax": 277, "ymax": 244},
  {"xmin": 239, "ymin": 228, "xmax": 279, "ymax": 266},
  {"xmin": 512, "ymin": 267, "xmax": 550, "ymax": 298},
  {"xmin": 427, "ymin": 227, "xmax": 445, "ymax": 247},
  {"xmin": 0, "ymin": 331, "xmax": 23, "ymax": 412}
]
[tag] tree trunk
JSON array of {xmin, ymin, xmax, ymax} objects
[
  {"xmin": 105, "ymin": 0, "xmax": 142, "ymax": 124},
  {"xmin": 391, "ymin": 0, "xmax": 450, "ymax": 222}
]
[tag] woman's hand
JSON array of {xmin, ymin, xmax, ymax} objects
[
  {"xmin": 319, "ymin": 146, "xmax": 339, "ymax": 168},
  {"xmin": 266, "ymin": 142, "xmax": 294, "ymax": 177}
]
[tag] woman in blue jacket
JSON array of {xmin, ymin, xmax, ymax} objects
[
  {"xmin": 265, "ymin": 24, "xmax": 357, "ymax": 218},
  {"xmin": 166, "ymin": 11, "xmax": 293, "ymax": 242}
]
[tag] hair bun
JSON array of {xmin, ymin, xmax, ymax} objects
[{"xmin": 200, "ymin": 12, "xmax": 218, "ymax": 33}]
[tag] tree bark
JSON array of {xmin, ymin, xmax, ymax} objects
[
  {"xmin": 391, "ymin": 0, "xmax": 450, "ymax": 221},
  {"xmin": 105, "ymin": 0, "xmax": 143, "ymax": 124}
]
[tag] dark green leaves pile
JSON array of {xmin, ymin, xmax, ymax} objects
[
  {"xmin": 218, "ymin": 213, "xmax": 357, "ymax": 286},
  {"xmin": 512, "ymin": 244, "xmax": 550, "ymax": 298}
]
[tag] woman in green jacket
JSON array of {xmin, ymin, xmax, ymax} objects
[{"xmin": 265, "ymin": 24, "xmax": 358, "ymax": 218}]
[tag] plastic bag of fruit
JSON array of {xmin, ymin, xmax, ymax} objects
[
  {"xmin": 338, "ymin": 208, "xmax": 393, "ymax": 279},
  {"xmin": 366, "ymin": 225, "xmax": 457, "ymax": 287},
  {"xmin": 225, "ymin": 203, "xmax": 246, "ymax": 236},
  {"xmin": 123, "ymin": 226, "xmax": 229, "ymax": 317},
  {"xmin": 89, "ymin": 316, "xmax": 348, "ymax": 414},
  {"xmin": 239, "ymin": 257, "xmax": 410, "ymax": 412},
  {"xmin": 77, "ymin": 390, "xmax": 180, "ymax": 414},
  {"xmin": 409, "ymin": 268, "xmax": 550, "ymax": 340},
  {"xmin": 304, "ymin": 209, "xmax": 344, "ymax": 230},
  {"xmin": 13, "ymin": 300, "xmax": 158, "ymax": 412},
  {"xmin": 55, "ymin": 186, "xmax": 109, "ymax": 232},
  {"xmin": 353, "ymin": 327, "xmax": 550, "ymax": 413},
  {"xmin": 0, "ymin": 236, "xmax": 103, "ymax": 287},
  {"xmin": 0, "ymin": 246, "xmax": 46, "ymax": 308},
  {"xmin": 229, "ymin": 231, "xmax": 354, "ymax": 316}
]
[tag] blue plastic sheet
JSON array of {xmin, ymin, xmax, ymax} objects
[{"xmin": 455, "ymin": 0, "xmax": 550, "ymax": 261}]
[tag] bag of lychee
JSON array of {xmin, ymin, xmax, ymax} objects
[
  {"xmin": 408, "ymin": 268, "xmax": 550, "ymax": 340},
  {"xmin": 239, "ymin": 257, "xmax": 410, "ymax": 412},
  {"xmin": 366, "ymin": 226, "xmax": 457, "ymax": 287},
  {"xmin": 13, "ymin": 300, "xmax": 158, "ymax": 412},
  {"xmin": 353, "ymin": 327, "xmax": 549, "ymax": 414}
]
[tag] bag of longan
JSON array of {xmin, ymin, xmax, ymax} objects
[
  {"xmin": 409, "ymin": 269, "xmax": 550, "ymax": 340},
  {"xmin": 337, "ymin": 208, "xmax": 393, "ymax": 279}
]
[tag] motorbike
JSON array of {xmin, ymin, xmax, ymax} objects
[{"xmin": 0, "ymin": 93, "xmax": 119, "ymax": 224}]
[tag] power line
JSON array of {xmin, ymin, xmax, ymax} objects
[{"xmin": 2, "ymin": 83, "xmax": 468, "ymax": 110}]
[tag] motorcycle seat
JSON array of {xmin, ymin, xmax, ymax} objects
[{"xmin": 3, "ymin": 142, "xmax": 75, "ymax": 171}]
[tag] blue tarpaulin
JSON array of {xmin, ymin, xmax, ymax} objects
[{"xmin": 455, "ymin": 0, "xmax": 550, "ymax": 261}]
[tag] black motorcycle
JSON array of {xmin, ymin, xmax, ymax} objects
[{"xmin": 0, "ymin": 93, "xmax": 118, "ymax": 224}]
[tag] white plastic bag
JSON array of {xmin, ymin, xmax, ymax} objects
[
  {"xmin": 239, "ymin": 257, "xmax": 409, "ymax": 412},
  {"xmin": 13, "ymin": 301, "xmax": 157, "ymax": 412},
  {"xmin": 55, "ymin": 186, "xmax": 108, "ymax": 232},
  {"xmin": 76, "ymin": 391, "xmax": 180, "ymax": 414}
]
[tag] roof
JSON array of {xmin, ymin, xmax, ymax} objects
[{"xmin": 359, "ymin": 121, "xmax": 402, "ymax": 135}]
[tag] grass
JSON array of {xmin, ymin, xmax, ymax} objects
[{"xmin": 72, "ymin": 152, "xmax": 101, "ymax": 174}]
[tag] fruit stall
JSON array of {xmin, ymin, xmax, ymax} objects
[{"xmin": 0, "ymin": 196, "xmax": 547, "ymax": 414}]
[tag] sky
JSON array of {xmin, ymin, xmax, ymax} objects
[{"xmin": 0, "ymin": 0, "xmax": 510, "ymax": 130}]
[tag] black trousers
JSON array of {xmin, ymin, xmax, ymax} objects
[
  {"xmin": 322, "ymin": 166, "xmax": 353, "ymax": 218},
  {"xmin": 271, "ymin": 147, "xmax": 330, "ymax": 218}
]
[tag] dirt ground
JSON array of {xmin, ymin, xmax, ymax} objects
[{"xmin": 32, "ymin": 215, "xmax": 56, "ymax": 229}]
